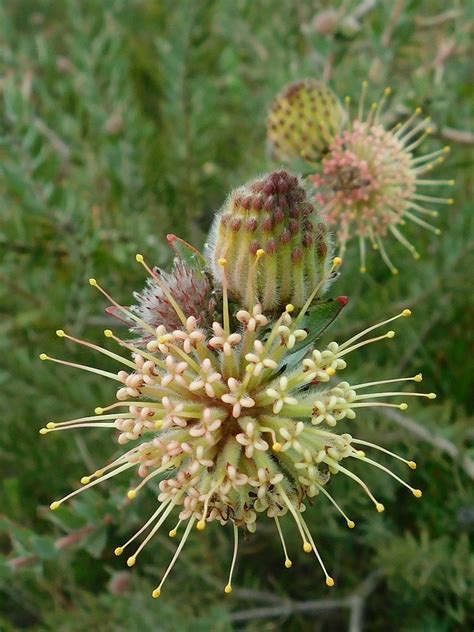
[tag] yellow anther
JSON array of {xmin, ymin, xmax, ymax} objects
[
  {"xmin": 408, "ymin": 461, "xmax": 417, "ymax": 470},
  {"xmin": 114, "ymin": 547, "xmax": 123, "ymax": 556},
  {"xmin": 384, "ymin": 87, "xmax": 392, "ymax": 95},
  {"xmin": 347, "ymin": 520, "xmax": 356, "ymax": 529},
  {"xmin": 326, "ymin": 577, "xmax": 335, "ymax": 587},
  {"xmin": 127, "ymin": 556, "xmax": 136, "ymax": 567},
  {"xmin": 448, "ymin": 180, "xmax": 455, "ymax": 185},
  {"xmin": 56, "ymin": 329, "xmax": 65, "ymax": 337},
  {"xmin": 284, "ymin": 559, "xmax": 293, "ymax": 568},
  {"xmin": 135, "ymin": 254, "xmax": 144, "ymax": 263},
  {"xmin": 256, "ymin": 248, "xmax": 265, "ymax": 258},
  {"xmin": 39, "ymin": 353, "xmax": 48, "ymax": 361},
  {"xmin": 362, "ymin": 81, "xmax": 368, "ymax": 87},
  {"xmin": 448, "ymin": 199, "xmax": 454, "ymax": 205},
  {"xmin": 303, "ymin": 542, "xmax": 312, "ymax": 553},
  {"xmin": 88, "ymin": 278, "xmax": 97, "ymax": 286},
  {"xmin": 428, "ymin": 393, "xmax": 437, "ymax": 399},
  {"xmin": 285, "ymin": 304, "xmax": 295, "ymax": 313},
  {"xmin": 399, "ymin": 403, "xmax": 408, "ymax": 410},
  {"xmin": 95, "ymin": 407, "xmax": 104, "ymax": 415},
  {"xmin": 39, "ymin": 428, "xmax": 48, "ymax": 435},
  {"xmin": 272, "ymin": 442, "xmax": 282, "ymax": 452},
  {"xmin": 344, "ymin": 96, "xmax": 351, "ymax": 104},
  {"xmin": 224, "ymin": 584, "xmax": 233, "ymax": 594},
  {"xmin": 426, "ymin": 127, "xmax": 433, "ymax": 134},
  {"xmin": 371, "ymin": 102, "xmax": 378, "ymax": 109},
  {"xmin": 94, "ymin": 470, "xmax": 104, "ymax": 478},
  {"xmin": 402, "ymin": 308, "xmax": 412, "ymax": 317},
  {"xmin": 413, "ymin": 489, "xmax": 422, "ymax": 498},
  {"xmin": 152, "ymin": 588, "xmax": 161, "ymax": 598},
  {"xmin": 104, "ymin": 329, "xmax": 113, "ymax": 337},
  {"xmin": 81, "ymin": 476, "xmax": 91, "ymax": 485},
  {"xmin": 360, "ymin": 266, "xmax": 367, "ymax": 273},
  {"xmin": 357, "ymin": 450, "xmax": 366, "ymax": 458},
  {"xmin": 155, "ymin": 420, "xmax": 163, "ymax": 429},
  {"xmin": 46, "ymin": 422, "xmax": 56, "ymax": 429},
  {"xmin": 218, "ymin": 258, "xmax": 227, "ymax": 266},
  {"xmin": 414, "ymin": 373, "xmax": 423, "ymax": 382},
  {"xmin": 415, "ymin": 107, "xmax": 422, "ymax": 114},
  {"xmin": 168, "ymin": 530, "xmax": 177, "ymax": 538},
  {"xmin": 50, "ymin": 501, "xmax": 61, "ymax": 511},
  {"xmin": 326, "ymin": 367, "xmax": 336, "ymax": 376},
  {"xmin": 127, "ymin": 490, "xmax": 137, "ymax": 500},
  {"xmin": 196, "ymin": 520, "xmax": 206, "ymax": 531},
  {"xmin": 333, "ymin": 256, "xmax": 343, "ymax": 267},
  {"xmin": 386, "ymin": 330, "xmax": 395, "ymax": 338},
  {"xmin": 376, "ymin": 503, "xmax": 385, "ymax": 513}
]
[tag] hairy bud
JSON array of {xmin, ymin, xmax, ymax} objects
[
  {"xmin": 267, "ymin": 79, "xmax": 346, "ymax": 162},
  {"xmin": 206, "ymin": 170, "xmax": 332, "ymax": 311}
]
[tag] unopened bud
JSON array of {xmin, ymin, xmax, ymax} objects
[
  {"xmin": 206, "ymin": 170, "xmax": 332, "ymax": 311},
  {"xmin": 267, "ymin": 79, "xmax": 346, "ymax": 162}
]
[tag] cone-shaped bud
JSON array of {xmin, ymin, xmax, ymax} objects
[
  {"xmin": 267, "ymin": 79, "xmax": 346, "ymax": 162},
  {"xmin": 206, "ymin": 170, "xmax": 332, "ymax": 312}
]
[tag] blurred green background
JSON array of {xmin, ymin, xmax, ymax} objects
[{"xmin": 0, "ymin": 1, "xmax": 473, "ymax": 630}]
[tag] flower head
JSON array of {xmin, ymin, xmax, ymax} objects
[
  {"xmin": 206, "ymin": 169, "xmax": 333, "ymax": 312},
  {"xmin": 40, "ymin": 252, "xmax": 434, "ymax": 597},
  {"xmin": 269, "ymin": 80, "xmax": 454, "ymax": 273}
]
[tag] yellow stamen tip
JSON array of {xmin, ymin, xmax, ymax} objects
[
  {"xmin": 371, "ymin": 102, "xmax": 378, "ymax": 109},
  {"xmin": 413, "ymin": 489, "xmax": 422, "ymax": 498},
  {"xmin": 426, "ymin": 128, "xmax": 433, "ymax": 134},
  {"xmin": 168, "ymin": 530, "xmax": 177, "ymax": 538},
  {"xmin": 408, "ymin": 461, "xmax": 417, "ymax": 470},
  {"xmin": 326, "ymin": 577, "xmax": 335, "ymax": 587},
  {"xmin": 135, "ymin": 254, "xmax": 144, "ymax": 263},
  {"xmin": 104, "ymin": 329, "xmax": 113, "ymax": 337},
  {"xmin": 344, "ymin": 96, "xmax": 351, "ymax": 103},
  {"xmin": 50, "ymin": 501, "xmax": 61, "ymax": 511},
  {"xmin": 386, "ymin": 330, "xmax": 395, "ymax": 338},
  {"xmin": 114, "ymin": 547, "xmax": 123, "ymax": 556},
  {"xmin": 46, "ymin": 422, "xmax": 56, "ymax": 429},
  {"xmin": 56, "ymin": 329, "xmax": 65, "ymax": 337},
  {"xmin": 256, "ymin": 248, "xmax": 265, "ymax": 258},
  {"xmin": 448, "ymin": 199, "xmax": 454, "ymax": 204},
  {"xmin": 428, "ymin": 393, "xmax": 436, "ymax": 399},
  {"xmin": 284, "ymin": 559, "xmax": 293, "ymax": 568},
  {"xmin": 326, "ymin": 367, "xmax": 336, "ymax": 376},
  {"xmin": 285, "ymin": 304, "xmax": 295, "ymax": 313},
  {"xmin": 303, "ymin": 542, "xmax": 312, "ymax": 553},
  {"xmin": 400, "ymin": 403, "xmax": 408, "ymax": 410},
  {"xmin": 218, "ymin": 258, "xmax": 227, "ymax": 266},
  {"xmin": 95, "ymin": 407, "xmax": 104, "ymax": 415},
  {"xmin": 392, "ymin": 268, "xmax": 399, "ymax": 275},
  {"xmin": 376, "ymin": 503, "xmax": 385, "ymax": 513},
  {"xmin": 362, "ymin": 81, "xmax": 368, "ymax": 87},
  {"xmin": 155, "ymin": 420, "xmax": 163, "ymax": 429},
  {"xmin": 224, "ymin": 584, "xmax": 233, "ymax": 594},
  {"xmin": 360, "ymin": 266, "xmax": 367, "ymax": 273},
  {"xmin": 127, "ymin": 490, "xmax": 137, "ymax": 500},
  {"xmin": 402, "ymin": 309, "xmax": 412, "ymax": 317},
  {"xmin": 88, "ymin": 278, "xmax": 97, "ymax": 286},
  {"xmin": 357, "ymin": 450, "xmax": 366, "ymax": 458},
  {"xmin": 152, "ymin": 588, "xmax": 161, "ymax": 599},
  {"xmin": 347, "ymin": 520, "xmax": 356, "ymax": 529},
  {"xmin": 39, "ymin": 428, "xmax": 48, "ymax": 435},
  {"xmin": 414, "ymin": 373, "xmax": 423, "ymax": 382},
  {"xmin": 443, "ymin": 146, "xmax": 450, "ymax": 152},
  {"xmin": 415, "ymin": 107, "xmax": 422, "ymax": 114},
  {"xmin": 39, "ymin": 353, "xmax": 48, "ymax": 361},
  {"xmin": 333, "ymin": 256, "xmax": 343, "ymax": 267},
  {"xmin": 126, "ymin": 556, "xmax": 136, "ymax": 567},
  {"xmin": 81, "ymin": 476, "xmax": 91, "ymax": 485},
  {"xmin": 94, "ymin": 469, "xmax": 104, "ymax": 478},
  {"xmin": 196, "ymin": 520, "xmax": 206, "ymax": 531},
  {"xmin": 385, "ymin": 87, "xmax": 392, "ymax": 95},
  {"xmin": 448, "ymin": 180, "xmax": 455, "ymax": 185},
  {"xmin": 272, "ymin": 442, "xmax": 282, "ymax": 452}
]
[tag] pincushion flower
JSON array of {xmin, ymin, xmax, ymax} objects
[
  {"xmin": 40, "ymin": 247, "xmax": 435, "ymax": 597},
  {"xmin": 268, "ymin": 80, "xmax": 454, "ymax": 273}
]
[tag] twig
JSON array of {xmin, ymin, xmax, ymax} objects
[
  {"xmin": 414, "ymin": 10, "xmax": 462, "ymax": 28},
  {"xmin": 381, "ymin": 0, "xmax": 405, "ymax": 47},
  {"xmin": 378, "ymin": 408, "xmax": 474, "ymax": 479},
  {"xmin": 229, "ymin": 569, "xmax": 384, "ymax": 624},
  {"xmin": 438, "ymin": 126, "xmax": 474, "ymax": 146}
]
